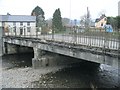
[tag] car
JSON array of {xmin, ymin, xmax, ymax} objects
[{"xmin": 104, "ymin": 25, "xmax": 113, "ymax": 32}]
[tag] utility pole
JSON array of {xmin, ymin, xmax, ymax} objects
[{"xmin": 86, "ymin": 7, "xmax": 90, "ymax": 30}]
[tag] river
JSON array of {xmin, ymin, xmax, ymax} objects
[{"xmin": 1, "ymin": 53, "xmax": 119, "ymax": 88}]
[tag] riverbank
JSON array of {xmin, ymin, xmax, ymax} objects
[
  {"xmin": 1, "ymin": 53, "xmax": 119, "ymax": 88},
  {"xmin": 2, "ymin": 66, "xmax": 64, "ymax": 88}
]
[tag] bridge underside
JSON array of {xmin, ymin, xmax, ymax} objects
[{"xmin": 2, "ymin": 36, "xmax": 119, "ymax": 68}]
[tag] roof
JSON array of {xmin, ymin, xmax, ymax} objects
[
  {"xmin": 0, "ymin": 15, "xmax": 36, "ymax": 22},
  {"xmin": 95, "ymin": 18, "xmax": 100, "ymax": 22},
  {"xmin": 95, "ymin": 14, "xmax": 106, "ymax": 23}
]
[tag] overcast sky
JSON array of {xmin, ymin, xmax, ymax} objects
[{"xmin": 0, "ymin": 0, "xmax": 119, "ymax": 20}]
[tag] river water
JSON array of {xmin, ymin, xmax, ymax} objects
[{"xmin": 1, "ymin": 53, "xmax": 119, "ymax": 88}]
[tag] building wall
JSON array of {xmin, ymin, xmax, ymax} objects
[
  {"xmin": 3, "ymin": 22, "xmax": 36, "ymax": 36},
  {"xmin": 118, "ymin": 1, "xmax": 120, "ymax": 16},
  {"xmin": 95, "ymin": 17, "xmax": 107, "ymax": 28}
]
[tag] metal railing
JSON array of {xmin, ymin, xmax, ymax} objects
[{"xmin": 2, "ymin": 26, "xmax": 119, "ymax": 50}]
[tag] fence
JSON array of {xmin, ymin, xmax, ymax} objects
[{"xmin": 2, "ymin": 26, "xmax": 119, "ymax": 50}]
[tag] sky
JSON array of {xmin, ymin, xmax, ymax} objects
[{"xmin": 0, "ymin": 0, "xmax": 120, "ymax": 20}]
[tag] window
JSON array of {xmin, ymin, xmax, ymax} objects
[
  {"xmin": 13, "ymin": 26, "xmax": 16, "ymax": 32},
  {"xmin": 104, "ymin": 18, "xmax": 107, "ymax": 21},
  {"xmin": 20, "ymin": 22, "xmax": 23, "ymax": 26},
  {"xmin": 27, "ymin": 27, "xmax": 31, "ymax": 32},
  {"xmin": 27, "ymin": 22, "xmax": 30, "ymax": 26},
  {"xmin": 2, "ymin": 22, "xmax": 5, "ymax": 26},
  {"xmin": 13, "ymin": 22, "xmax": 16, "ymax": 26},
  {"xmin": 101, "ymin": 23, "xmax": 103, "ymax": 26},
  {"xmin": 20, "ymin": 27, "xmax": 23, "ymax": 35}
]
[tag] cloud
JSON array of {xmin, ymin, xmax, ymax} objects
[{"xmin": 0, "ymin": 0, "xmax": 119, "ymax": 19}]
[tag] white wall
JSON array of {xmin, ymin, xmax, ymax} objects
[{"xmin": 4, "ymin": 22, "xmax": 36, "ymax": 36}]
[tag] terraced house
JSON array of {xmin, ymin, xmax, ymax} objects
[{"xmin": 1, "ymin": 14, "xmax": 36, "ymax": 36}]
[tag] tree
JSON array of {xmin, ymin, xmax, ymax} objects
[
  {"xmin": 107, "ymin": 16, "xmax": 120, "ymax": 31},
  {"xmin": 80, "ymin": 7, "xmax": 91, "ymax": 29},
  {"xmin": 116, "ymin": 16, "xmax": 120, "ymax": 29},
  {"xmin": 62, "ymin": 18, "xmax": 70, "ymax": 26},
  {"xmin": 80, "ymin": 14, "xmax": 90, "ymax": 28},
  {"xmin": 31, "ymin": 6, "xmax": 46, "ymax": 31},
  {"xmin": 107, "ymin": 17, "xmax": 117, "ymax": 30},
  {"xmin": 31, "ymin": 6, "xmax": 45, "ymax": 18},
  {"xmin": 52, "ymin": 8, "xmax": 63, "ymax": 32}
]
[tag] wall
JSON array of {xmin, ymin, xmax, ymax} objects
[
  {"xmin": 4, "ymin": 22, "xmax": 36, "ymax": 36},
  {"xmin": 95, "ymin": 17, "xmax": 107, "ymax": 28}
]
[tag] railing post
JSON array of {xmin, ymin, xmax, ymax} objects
[{"xmin": 52, "ymin": 28, "xmax": 54, "ymax": 40}]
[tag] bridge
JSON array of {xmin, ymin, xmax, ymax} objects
[{"xmin": 1, "ymin": 27, "xmax": 119, "ymax": 68}]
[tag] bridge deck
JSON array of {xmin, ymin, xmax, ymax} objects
[{"xmin": 4, "ymin": 33, "xmax": 119, "ymax": 51}]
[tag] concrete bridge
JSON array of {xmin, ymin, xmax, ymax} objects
[{"xmin": 1, "ymin": 27, "xmax": 120, "ymax": 68}]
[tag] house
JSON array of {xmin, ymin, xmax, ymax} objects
[
  {"xmin": 95, "ymin": 14, "xmax": 107, "ymax": 28},
  {"xmin": 0, "ymin": 15, "xmax": 36, "ymax": 36}
]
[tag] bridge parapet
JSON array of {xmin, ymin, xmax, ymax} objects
[
  {"xmin": 2, "ymin": 26, "xmax": 119, "ymax": 51},
  {"xmin": 2, "ymin": 26, "xmax": 119, "ymax": 68},
  {"xmin": 2, "ymin": 36, "xmax": 119, "ymax": 68}
]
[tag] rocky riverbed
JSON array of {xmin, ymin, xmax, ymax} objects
[
  {"xmin": 2, "ymin": 66, "xmax": 64, "ymax": 88},
  {"xmin": 1, "ymin": 53, "xmax": 119, "ymax": 89}
]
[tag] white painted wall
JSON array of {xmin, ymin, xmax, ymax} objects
[{"xmin": 4, "ymin": 22, "xmax": 36, "ymax": 36}]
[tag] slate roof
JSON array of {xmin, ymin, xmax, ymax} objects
[
  {"xmin": 0, "ymin": 15, "xmax": 36, "ymax": 22},
  {"xmin": 95, "ymin": 14, "xmax": 106, "ymax": 23}
]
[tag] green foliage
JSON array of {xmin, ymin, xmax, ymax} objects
[
  {"xmin": 31, "ymin": 6, "xmax": 44, "ymax": 18},
  {"xmin": 116, "ymin": 16, "xmax": 120, "ymax": 29},
  {"xmin": 31, "ymin": 6, "xmax": 45, "ymax": 28},
  {"xmin": 107, "ymin": 16, "xmax": 120, "ymax": 30},
  {"xmin": 106, "ymin": 17, "xmax": 111, "ymax": 24},
  {"xmin": 52, "ymin": 8, "xmax": 63, "ymax": 32}
]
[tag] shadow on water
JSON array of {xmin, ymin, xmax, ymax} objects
[
  {"xmin": 2, "ymin": 53, "xmax": 33, "ymax": 69},
  {"xmin": 32, "ymin": 60, "xmax": 119, "ymax": 88}
]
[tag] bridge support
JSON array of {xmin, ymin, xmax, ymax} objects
[
  {"xmin": 32, "ymin": 47, "xmax": 49, "ymax": 69},
  {"xmin": 2, "ymin": 43, "xmax": 33, "ymax": 55},
  {"xmin": 2, "ymin": 43, "xmax": 20, "ymax": 55}
]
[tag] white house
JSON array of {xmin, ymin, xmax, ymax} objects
[
  {"xmin": 95, "ymin": 14, "xmax": 107, "ymax": 28},
  {"xmin": 1, "ymin": 15, "xmax": 36, "ymax": 36}
]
